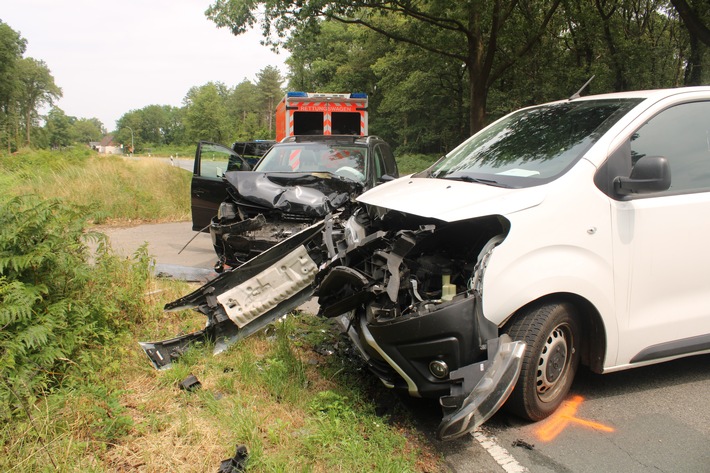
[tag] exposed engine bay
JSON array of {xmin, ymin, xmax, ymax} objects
[{"xmin": 141, "ymin": 204, "xmax": 524, "ymax": 440}]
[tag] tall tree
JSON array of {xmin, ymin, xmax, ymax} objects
[
  {"xmin": 16, "ymin": 58, "xmax": 61, "ymax": 146},
  {"xmin": 255, "ymin": 65, "xmax": 284, "ymax": 136},
  {"xmin": 206, "ymin": 0, "xmax": 562, "ymax": 134},
  {"xmin": 227, "ymin": 79, "xmax": 270, "ymax": 140},
  {"xmin": 671, "ymin": 0, "xmax": 710, "ymax": 46},
  {"xmin": 183, "ymin": 82, "xmax": 230, "ymax": 143},
  {"xmin": 45, "ymin": 107, "xmax": 74, "ymax": 149},
  {"xmin": 670, "ymin": 0, "xmax": 710, "ymax": 84},
  {"xmin": 0, "ymin": 21, "xmax": 26, "ymax": 152}
]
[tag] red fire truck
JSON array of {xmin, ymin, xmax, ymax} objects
[{"xmin": 274, "ymin": 92, "xmax": 368, "ymax": 141}]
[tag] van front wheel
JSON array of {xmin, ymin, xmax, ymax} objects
[{"xmin": 504, "ymin": 302, "xmax": 580, "ymax": 421}]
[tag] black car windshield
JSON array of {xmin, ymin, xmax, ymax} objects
[
  {"xmin": 255, "ymin": 142, "xmax": 368, "ymax": 183},
  {"xmin": 427, "ymin": 98, "xmax": 642, "ymax": 187}
]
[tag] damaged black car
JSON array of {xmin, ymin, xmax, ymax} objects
[{"xmin": 204, "ymin": 135, "xmax": 398, "ymax": 270}]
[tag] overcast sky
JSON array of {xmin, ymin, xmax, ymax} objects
[{"xmin": 3, "ymin": 0, "xmax": 287, "ymax": 131}]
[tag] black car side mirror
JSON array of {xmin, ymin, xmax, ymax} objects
[
  {"xmin": 614, "ymin": 156, "xmax": 671, "ymax": 195},
  {"xmin": 379, "ymin": 174, "xmax": 396, "ymax": 183}
]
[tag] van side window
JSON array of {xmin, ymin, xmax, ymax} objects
[{"xmin": 630, "ymin": 101, "xmax": 710, "ymax": 193}]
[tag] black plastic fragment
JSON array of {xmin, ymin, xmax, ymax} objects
[
  {"xmin": 218, "ymin": 444, "xmax": 249, "ymax": 473},
  {"xmin": 179, "ymin": 374, "xmax": 202, "ymax": 391}
]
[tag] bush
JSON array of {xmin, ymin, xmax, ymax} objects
[
  {"xmin": 0, "ymin": 195, "xmax": 152, "ymax": 421},
  {"xmin": 396, "ymin": 153, "xmax": 438, "ymax": 175}
]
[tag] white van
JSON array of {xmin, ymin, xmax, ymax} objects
[{"xmin": 144, "ymin": 87, "xmax": 710, "ymax": 440}]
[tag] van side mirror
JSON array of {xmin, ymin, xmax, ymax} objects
[
  {"xmin": 614, "ymin": 156, "xmax": 670, "ymax": 195},
  {"xmin": 379, "ymin": 174, "xmax": 396, "ymax": 183}
]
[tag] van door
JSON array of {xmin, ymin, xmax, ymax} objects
[{"xmin": 610, "ymin": 100, "xmax": 710, "ymax": 366}]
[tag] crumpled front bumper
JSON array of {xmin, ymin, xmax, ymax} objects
[
  {"xmin": 437, "ymin": 335, "xmax": 525, "ymax": 440},
  {"xmin": 340, "ymin": 310, "xmax": 524, "ymax": 440}
]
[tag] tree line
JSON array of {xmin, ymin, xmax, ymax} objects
[
  {"xmin": 0, "ymin": 19, "xmax": 284, "ymax": 154},
  {"xmin": 2, "ymin": 1, "xmax": 709, "ymax": 155},
  {"xmin": 208, "ymin": 0, "xmax": 710, "ymax": 153},
  {"xmin": 113, "ymin": 66, "xmax": 283, "ymax": 152}
]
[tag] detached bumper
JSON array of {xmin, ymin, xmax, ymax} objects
[{"xmin": 437, "ymin": 335, "xmax": 525, "ymax": 440}]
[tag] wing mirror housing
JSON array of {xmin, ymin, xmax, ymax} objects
[{"xmin": 615, "ymin": 156, "xmax": 671, "ymax": 195}]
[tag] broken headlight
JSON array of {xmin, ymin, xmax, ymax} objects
[{"xmin": 218, "ymin": 202, "xmax": 238, "ymax": 221}]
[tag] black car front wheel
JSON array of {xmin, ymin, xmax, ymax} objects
[{"xmin": 504, "ymin": 301, "xmax": 580, "ymax": 421}]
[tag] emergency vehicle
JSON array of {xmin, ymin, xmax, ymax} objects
[{"xmin": 274, "ymin": 92, "xmax": 368, "ymax": 141}]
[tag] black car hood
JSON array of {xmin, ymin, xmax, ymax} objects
[{"xmin": 224, "ymin": 171, "xmax": 362, "ymax": 217}]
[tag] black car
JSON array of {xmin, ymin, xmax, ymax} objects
[
  {"xmin": 190, "ymin": 140, "xmax": 275, "ymax": 232},
  {"xmin": 201, "ymin": 135, "xmax": 398, "ymax": 270}
]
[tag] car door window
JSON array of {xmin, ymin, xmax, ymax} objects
[
  {"xmin": 199, "ymin": 143, "xmax": 244, "ymax": 178},
  {"xmin": 373, "ymin": 146, "xmax": 385, "ymax": 180},
  {"xmin": 630, "ymin": 101, "xmax": 710, "ymax": 193},
  {"xmin": 381, "ymin": 144, "xmax": 398, "ymax": 177}
]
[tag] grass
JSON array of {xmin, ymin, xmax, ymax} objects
[
  {"xmin": 0, "ymin": 149, "xmax": 447, "ymax": 472},
  {"xmin": 1, "ymin": 297, "xmax": 444, "ymax": 471},
  {"xmin": 0, "ymin": 147, "xmax": 191, "ymax": 224}
]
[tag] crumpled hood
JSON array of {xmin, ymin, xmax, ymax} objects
[
  {"xmin": 357, "ymin": 176, "xmax": 546, "ymax": 222},
  {"xmin": 224, "ymin": 171, "xmax": 362, "ymax": 217}
]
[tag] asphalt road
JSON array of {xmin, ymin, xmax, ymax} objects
[{"xmin": 104, "ymin": 158, "xmax": 709, "ymax": 473}]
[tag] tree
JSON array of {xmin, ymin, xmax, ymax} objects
[
  {"xmin": 16, "ymin": 58, "xmax": 61, "ymax": 146},
  {"xmin": 671, "ymin": 0, "xmax": 710, "ymax": 46},
  {"xmin": 206, "ymin": 0, "xmax": 563, "ymax": 134},
  {"xmin": 71, "ymin": 117, "xmax": 104, "ymax": 144},
  {"xmin": 45, "ymin": 107, "xmax": 74, "ymax": 148},
  {"xmin": 0, "ymin": 21, "xmax": 26, "ymax": 152},
  {"xmin": 227, "ymin": 79, "xmax": 269, "ymax": 140},
  {"xmin": 183, "ymin": 82, "xmax": 230, "ymax": 143},
  {"xmin": 255, "ymin": 65, "xmax": 284, "ymax": 136},
  {"xmin": 116, "ymin": 110, "xmax": 143, "ymax": 152},
  {"xmin": 670, "ymin": 0, "xmax": 710, "ymax": 84}
]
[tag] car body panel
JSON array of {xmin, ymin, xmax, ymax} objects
[
  {"xmin": 357, "ymin": 176, "xmax": 546, "ymax": 222},
  {"xmin": 140, "ymin": 222, "xmax": 325, "ymax": 369}
]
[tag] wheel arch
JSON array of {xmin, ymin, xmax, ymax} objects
[{"xmin": 501, "ymin": 293, "xmax": 607, "ymax": 374}]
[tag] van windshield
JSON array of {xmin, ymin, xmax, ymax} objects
[{"xmin": 428, "ymin": 98, "xmax": 642, "ymax": 187}]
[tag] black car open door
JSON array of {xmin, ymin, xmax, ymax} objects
[{"xmin": 191, "ymin": 141, "xmax": 251, "ymax": 231}]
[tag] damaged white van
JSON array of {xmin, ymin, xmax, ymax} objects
[{"xmin": 142, "ymin": 87, "xmax": 710, "ymax": 440}]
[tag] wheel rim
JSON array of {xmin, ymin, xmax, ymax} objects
[{"xmin": 536, "ymin": 323, "xmax": 573, "ymax": 402}]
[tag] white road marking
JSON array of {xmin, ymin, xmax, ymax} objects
[{"xmin": 474, "ymin": 429, "xmax": 528, "ymax": 473}]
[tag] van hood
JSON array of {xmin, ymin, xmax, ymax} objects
[{"xmin": 357, "ymin": 177, "xmax": 546, "ymax": 221}]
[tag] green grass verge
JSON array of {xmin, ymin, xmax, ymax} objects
[{"xmin": 0, "ymin": 148, "xmax": 190, "ymax": 224}]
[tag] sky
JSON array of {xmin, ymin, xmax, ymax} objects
[{"xmin": 3, "ymin": 0, "xmax": 288, "ymax": 132}]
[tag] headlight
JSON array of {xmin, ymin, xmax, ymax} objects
[{"xmin": 217, "ymin": 202, "xmax": 237, "ymax": 221}]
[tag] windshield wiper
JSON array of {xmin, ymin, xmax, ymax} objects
[{"xmin": 440, "ymin": 174, "xmax": 510, "ymax": 188}]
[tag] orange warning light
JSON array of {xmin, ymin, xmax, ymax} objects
[{"xmin": 535, "ymin": 395, "xmax": 615, "ymax": 442}]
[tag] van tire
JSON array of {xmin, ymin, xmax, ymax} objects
[{"xmin": 504, "ymin": 301, "xmax": 580, "ymax": 421}]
